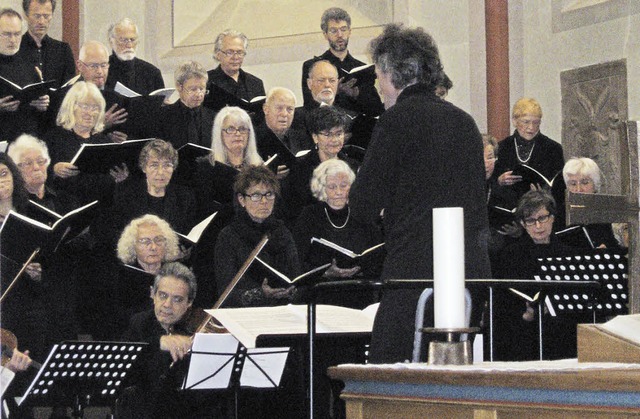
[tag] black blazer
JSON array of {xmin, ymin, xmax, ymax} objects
[{"xmin": 153, "ymin": 101, "xmax": 215, "ymax": 149}]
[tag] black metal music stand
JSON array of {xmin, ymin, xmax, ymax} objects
[
  {"xmin": 182, "ymin": 333, "xmax": 289, "ymax": 390},
  {"xmin": 536, "ymin": 250, "xmax": 628, "ymax": 317},
  {"xmin": 18, "ymin": 341, "xmax": 148, "ymax": 418},
  {"xmin": 307, "ymin": 279, "xmax": 383, "ymax": 419},
  {"xmin": 182, "ymin": 333, "xmax": 289, "ymax": 419}
]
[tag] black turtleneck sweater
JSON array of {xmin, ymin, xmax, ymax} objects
[
  {"xmin": 214, "ymin": 210, "xmax": 301, "ymax": 307},
  {"xmin": 105, "ymin": 53, "xmax": 164, "ymax": 95}
]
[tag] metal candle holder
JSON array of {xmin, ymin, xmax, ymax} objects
[{"xmin": 421, "ymin": 327, "xmax": 480, "ymax": 365}]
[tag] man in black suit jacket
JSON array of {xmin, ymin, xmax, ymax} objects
[
  {"xmin": 301, "ymin": 7, "xmax": 383, "ymax": 117},
  {"xmin": 105, "ymin": 18, "xmax": 165, "ymax": 95},
  {"xmin": 294, "ymin": 60, "xmax": 374, "ymax": 149},
  {"xmin": 17, "ymin": 0, "xmax": 75, "ymax": 89}
]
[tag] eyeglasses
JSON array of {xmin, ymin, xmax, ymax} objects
[
  {"xmin": 182, "ymin": 86, "xmax": 207, "ymax": 96},
  {"xmin": 136, "ymin": 236, "xmax": 167, "ymax": 247},
  {"xmin": 117, "ymin": 37, "xmax": 138, "ymax": 45},
  {"xmin": 30, "ymin": 13, "xmax": 52, "ymax": 22},
  {"xmin": 0, "ymin": 32, "xmax": 22, "ymax": 40},
  {"xmin": 220, "ymin": 50, "xmax": 246, "ymax": 57},
  {"xmin": 522, "ymin": 213, "xmax": 552, "ymax": 227},
  {"xmin": 79, "ymin": 60, "xmax": 110, "ymax": 70},
  {"xmin": 517, "ymin": 118, "xmax": 541, "ymax": 128},
  {"xmin": 222, "ymin": 126, "xmax": 250, "ymax": 135},
  {"xmin": 146, "ymin": 162, "xmax": 175, "ymax": 172},
  {"xmin": 318, "ymin": 130, "xmax": 345, "ymax": 139},
  {"xmin": 243, "ymin": 192, "xmax": 276, "ymax": 202},
  {"xmin": 327, "ymin": 26, "xmax": 350, "ymax": 35},
  {"xmin": 18, "ymin": 158, "xmax": 49, "ymax": 169},
  {"xmin": 75, "ymin": 103, "xmax": 101, "ymax": 113},
  {"xmin": 567, "ymin": 178, "xmax": 593, "ymax": 187}
]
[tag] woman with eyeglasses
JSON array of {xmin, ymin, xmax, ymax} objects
[
  {"xmin": 560, "ymin": 157, "xmax": 618, "ymax": 249},
  {"xmin": 491, "ymin": 98, "xmax": 564, "ymax": 212},
  {"xmin": 153, "ymin": 60, "xmax": 215, "ymax": 151},
  {"xmin": 286, "ymin": 105, "xmax": 358, "ymax": 221},
  {"xmin": 214, "ymin": 166, "xmax": 300, "ymax": 308},
  {"xmin": 293, "ymin": 159, "xmax": 383, "ymax": 308},
  {"xmin": 105, "ymin": 214, "xmax": 182, "ymax": 338},
  {"xmin": 44, "ymin": 81, "xmax": 128, "ymax": 204},
  {"xmin": 111, "ymin": 139, "xmax": 196, "ymax": 242},
  {"xmin": 0, "ymin": 152, "xmax": 50, "ymax": 361},
  {"xmin": 494, "ymin": 189, "xmax": 575, "ymax": 361},
  {"xmin": 194, "ymin": 106, "xmax": 262, "ymax": 218}
]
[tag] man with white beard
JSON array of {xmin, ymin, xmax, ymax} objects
[{"xmin": 105, "ymin": 18, "xmax": 164, "ymax": 95}]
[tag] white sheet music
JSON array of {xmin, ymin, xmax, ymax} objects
[
  {"xmin": 206, "ymin": 304, "xmax": 377, "ymax": 348},
  {"xmin": 184, "ymin": 334, "xmax": 238, "ymax": 389},
  {"xmin": 241, "ymin": 348, "xmax": 289, "ymax": 388},
  {"xmin": 184, "ymin": 333, "xmax": 289, "ymax": 389}
]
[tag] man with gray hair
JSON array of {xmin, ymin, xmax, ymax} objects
[
  {"xmin": 205, "ymin": 29, "xmax": 265, "ymax": 113},
  {"xmin": 17, "ymin": 0, "xmax": 75, "ymax": 88},
  {"xmin": 255, "ymin": 87, "xmax": 312, "ymax": 169},
  {"xmin": 105, "ymin": 18, "xmax": 164, "ymax": 95},
  {"xmin": 350, "ymin": 24, "xmax": 491, "ymax": 363},
  {"xmin": 301, "ymin": 7, "xmax": 383, "ymax": 117},
  {"xmin": 119, "ymin": 262, "xmax": 207, "ymax": 417}
]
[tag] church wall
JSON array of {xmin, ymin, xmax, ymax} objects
[
  {"xmin": 509, "ymin": 0, "xmax": 640, "ymax": 143},
  {"xmin": 79, "ymin": 0, "xmax": 487, "ymax": 131},
  {"xmin": 13, "ymin": 1, "xmax": 638, "ymax": 144}
]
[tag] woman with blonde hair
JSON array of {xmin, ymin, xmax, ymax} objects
[
  {"xmin": 44, "ymin": 81, "xmax": 128, "ymax": 203},
  {"xmin": 492, "ymin": 97, "xmax": 564, "ymax": 211}
]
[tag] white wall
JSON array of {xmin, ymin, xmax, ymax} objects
[
  {"xmin": 80, "ymin": 0, "xmax": 485, "ymax": 128},
  {"xmin": 509, "ymin": 0, "xmax": 640, "ymax": 142},
  {"xmin": 14, "ymin": 0, "xmax": 640, "ymax": 143},
  {"xmin": 5, "ymin": 0, "xmax": 62, "ymax": 39}
]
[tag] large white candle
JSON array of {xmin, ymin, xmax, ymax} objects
[{"xmin": 433, "ymin": 207, "xmax": 466, "ymax": 328}]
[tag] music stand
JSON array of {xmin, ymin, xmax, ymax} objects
[
  {"xmin": 536, "ymin": 250, "xmax": 628, "ymax": 317},
  {"xmin": 384, "ymin": 279, "xmax": 601, "ymax": 361},
  {"xmin": 182, "ymin": 333, "xmax": 289, "ymax": 419},
  {"xmin": 18, "ymin": 341, "xmax": 148, "ymax": 418}
]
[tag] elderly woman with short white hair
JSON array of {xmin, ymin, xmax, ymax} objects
[
  {"xmin": 562, "ymin": 157, "xmax": 601, "ymax": 194},
  {"xmin": 8, "ymin": 134, "xmax": 79, "ymax": 216},
  {"xmin": 560, "ymin": 157, "xmax": 617, "ymax": 248},
  {"xmin": 293, "ymin": 159, "xmax": 383, "ymax": 297}
]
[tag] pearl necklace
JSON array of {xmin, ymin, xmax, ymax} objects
[
  {"xmin": 325, "ymin": 206, "xmax": 350, "ymax": 229},
  {"xmin": 514, "ymin": 137, "xmax": 535, "ymax": 163}
]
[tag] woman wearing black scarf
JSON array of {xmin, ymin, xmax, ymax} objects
[{"xmin": 214, "ymin": 165, "xmax": 301, "ymax": 307}]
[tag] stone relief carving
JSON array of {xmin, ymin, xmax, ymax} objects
[{"xmin": 561, "ymin": 60, "xmax": 628, "ymax": 195}]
